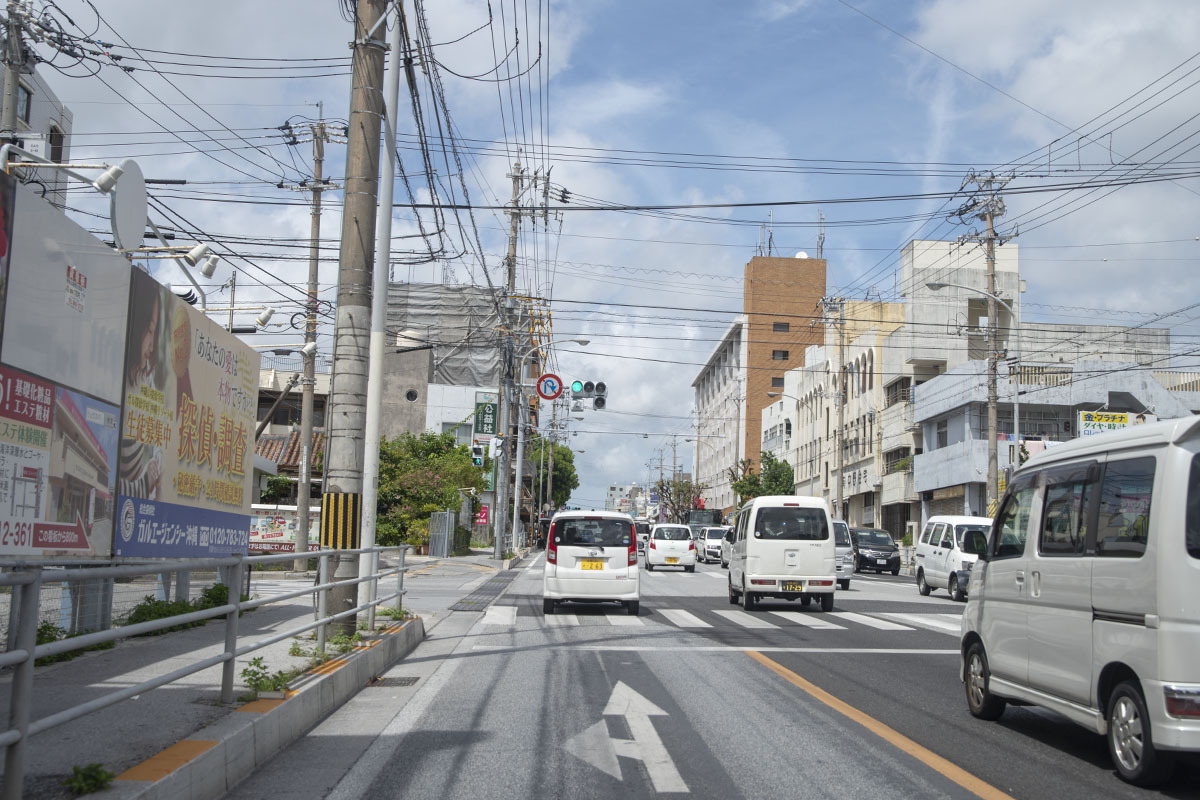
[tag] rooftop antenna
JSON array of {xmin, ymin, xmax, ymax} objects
[
  {"xmin": 816, "ymin": 209, "xmax": 826, "ymax": 260},
  {"xmin": 768, "ymin": 209, "xmax": 776, "ymax": 256}
]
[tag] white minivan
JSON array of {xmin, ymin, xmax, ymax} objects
[
  {"xmin": 544, "ymin": 510, "xmax": 639, "ymax": 616},
  {"xmin": 915, "ymin": 515, "xmax": 992, "ymax": 601},
  {"xmin": 727, "ymin": 495, "xmax": 837, "ymax": 612},
  {"xmin": 960, "ymin": 416, "xmax": 1200, "ymax": 786}
]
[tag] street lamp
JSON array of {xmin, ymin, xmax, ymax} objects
[{"xmin": 926, "ymin": 281, "xmax": 1021, "ymax": 508}]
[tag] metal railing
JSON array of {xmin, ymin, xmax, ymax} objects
[{"xmin": 0, "ymin": 545, "xmax": 408, "ymax": 799}]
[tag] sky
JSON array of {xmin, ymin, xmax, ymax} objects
[{"xmin": 26, "ymin": 0, "xmax": 1200, "ymax": 510}]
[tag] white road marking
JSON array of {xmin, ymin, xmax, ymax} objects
[
  {"xmin": 606, "ymin": 614, "xmax": 645, "ymax": 626},
  {"xmin": 657, "ymin": 609, "xmax": 712, "ymax": 628},
  {"xmin": 713, "ymin": 610, "xmax": 779, "ymax": 629},
  {"xmin": 477, "ymin": 644, "xmax": 958, "ymax": 654},
  {"xmin": 524, "ymin": 555, "xmax": 544, "ymax": 573},
  {"xmin": 769, "ymin": 611, "xmax": 846, "ymax": 629},
  {"xmin": 702, "ymin": 571, "xmax": 726, "ymax": 579},
  {"xmin": 883, "ymin": 613, "xmax": 962, "ymax": 635},
  {"xmin": 546, "ymin": 613, "xmax": 579, "ymax": 627},
  {"xmin": 482, "ymin": 605, "xmax": 517, "ymax": 626},
  {"xmin": 830, "ymin": 611, "xmax": 915, "ymax": 631},
  {"xmin": 641, "ymin": 569, "xmax": 663, "ymax": 578}
]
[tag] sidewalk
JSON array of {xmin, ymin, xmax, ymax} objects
[{"xmin": 0, "ymin": 551, "xmax": 506, "ymax": 799}]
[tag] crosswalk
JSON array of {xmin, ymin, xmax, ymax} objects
[{"xmin": 480, "ymin": 603, "xmax": 962, "ymax": 637}]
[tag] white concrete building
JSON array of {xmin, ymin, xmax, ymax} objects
[
  {"xmin": 692, "ymin": 317, "xmax": 747, "ymax": 513},
  {"xmin": 0, "ymin": 66, "xmax": 72, "ymax": 206}
]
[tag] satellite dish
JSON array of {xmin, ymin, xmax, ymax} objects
[
  {"xmin": 109, "ymin": 159, "xmax": 146, "ymax": 251},
  {"xmin": 794, "ymin": 251, "xmax": 809, "ymax": 259}
]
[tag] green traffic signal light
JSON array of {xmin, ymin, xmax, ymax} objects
[{"xmin": 571, "ymin": 380, "xmax": 584, "ymax": 393}]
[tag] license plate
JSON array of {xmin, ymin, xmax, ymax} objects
[
  {"xmin": 666, "ymin": 557, "xmax": 679, "ymax": 564},
  {"xmin": 877, "ymin": 558, "xmax": 888, "ymax": 565},
  {"xmin": 580, "ymin": 559, "xmax": 604, "ymax": 570},
  {"xmin": 782, "ymin": 581, "xmax": 803, "ymax": 592}
]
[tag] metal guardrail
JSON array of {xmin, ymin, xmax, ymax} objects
[{"xmin": 0, "ymin": 545, "xmax": 409, "ymax": 800}]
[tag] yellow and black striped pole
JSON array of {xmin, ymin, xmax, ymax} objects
[{"xmin": 321, "ymin": 492, "xmax": 362, "ymax": 550}]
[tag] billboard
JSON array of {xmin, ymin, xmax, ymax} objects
[
  {"xmin": 249, "ymin": 505, "xmax": 320, "ymax": 553},
  {"xmin": 1078, "ymin": 411, "xmax": 1157, "ymax": 437},
  {"xmin": 113, "ymin": 269, "xmax": 260, "ymax": 557}
]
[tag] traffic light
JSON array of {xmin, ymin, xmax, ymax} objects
[
  {"xmin": 571, "ymin": 379, "xmax": 594, "ymax": 399},
  {"xmin": 593, "ymin": 381, "xmax": 607, "ymax": 410},
  {"xmin": 471, "ymin": 445, "xmax": 485, "ymax": 467}
]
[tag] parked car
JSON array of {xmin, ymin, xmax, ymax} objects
[
  {"xmin": 635, "ymin": 521, "xmax": 651, "ymax": 553},
  {"xmin": 645, "ymin": 524, "xmax": 696, "ymax": 572},
  {"xmin": 914, "ymin": 515, "xmax": 992, "ymax": 601},
  {"xmin": 728, "ymin": 496, "xmax": 836, "ymax": 611},
  {"xmin": 832, "ymin": 519, "xmax": 853, "ymax": 589},
  {"xmin": 543, "ymin": 511, "xmax": 639, "ymax": 616},
  {"xmin": 961, "ymin": 415, "xmax": 1200, "ymax": 786},
  {"xmin": 852, "ymin": 527, "xmax": 900, "ymax": 575},
  {"xmin": 698, "ymin": 527, "xmax": 726, "ymax": 563}
]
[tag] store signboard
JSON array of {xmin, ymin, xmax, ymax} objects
[
  {"xmin": 1078, "ymin": 411, "xmax": 1156, "ymax": 437},
  {"xmin": 249, "ymin": 505, "xmax": 321, "ymax": 553}
]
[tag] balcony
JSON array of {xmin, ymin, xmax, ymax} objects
[
  {"xmin": 882, "ymin": 469, "xmax": 916, "ymax": 504},
  {"xmin": 913, "ymin": 439, "xmax": 989, "ymax": 493},
  {"xmin": 879, "ymin": 401, "xmax": 915, "ymax": 441}
]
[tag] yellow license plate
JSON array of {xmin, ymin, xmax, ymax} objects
[
  {"xmin": 666, "ymin": 557, "xmax": 679, "ymax": 564},
  {"xmin": 782, "ymin": 581, "xmax": 804, "ymax": 592},
  {"xmin": 580, "ymin": 559, "xmax": 604, "ymax": 570}
]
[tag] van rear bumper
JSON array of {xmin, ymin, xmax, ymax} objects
[
  {"xmin": 544, "ymin": 575, "xmax": 639, "ymax": 602},
  {"xmin": 745, "ymin": 574, "xmax": 836, "ymax": 595},
  {"xmin": 1143, "ymin": 679, "xmax": 1200, "ymax": 751}
]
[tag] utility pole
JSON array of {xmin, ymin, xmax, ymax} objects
[
  {"xmin": 2, "ymin": 2, "xmax": 26, "ymax": 141},
  {"xmin": 819, "ymin": 296, "xmax": 846, "ymax": 519},
  {"xmin": 494, "ymin": 158, "xmax": 524, "ymax": 561},
  {"xmin": 325, "ymin": 0, "xmax": 389, "ymax": 632},
  {"xmin": 226, "ymin": 273, "xmax": 236, "ymax": 332}
]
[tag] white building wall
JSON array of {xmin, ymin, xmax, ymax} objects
[
  {"xmin": 1, "ymin": 68, "xmax": 72, "ymax": 206},
  {"xmin": 692, "ymin": 317, "xmax": 747, "ymax": 512}
]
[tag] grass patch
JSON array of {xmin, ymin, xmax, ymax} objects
[
  {"xmin": 63, "ymin": 763, "xmax": 114, "ymax": 795},
  {"xmin": 34, "ymin": 622, "xmax": 115, "ymax": 666},
  {"xmin": 118, "ymin": 583, "xmax": 249, "ymax": 636}
]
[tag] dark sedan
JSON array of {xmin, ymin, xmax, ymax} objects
[{"xmin": 851, "ymin": 528, "xmax": 901, "ymax": 575}]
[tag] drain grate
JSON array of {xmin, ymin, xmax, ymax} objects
[
  {"xmin": 372, "ymin": 676, "xmax": 419, "ymax": 688},
  {"xmin": 449, "ymin": 570, "xmax": 520, "ymax": 611}
]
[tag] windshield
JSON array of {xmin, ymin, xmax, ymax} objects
[
  {"xmin": 955, "ymin": 524, "xmax": 990, "ymax": 548},
  {"xmin": 833, "ymin": 521, "xmax": 851, "ymax": 546},
  {"xmin": 754, "ymin": 507, "xmax": 828, "ymax": 540},
  {"xmin": 705, "ymin": 529, "xmax": 725, "ymax": 540},
  {"xmin": 855, "ymin": 530, "xmax": 894, "ymax": 547},
  {"xmin": 554, "ymin": 518, "xmax": 632, "ymax": 547},
  {"xmin": 653, "ymin": 526, "xmax": 691, "ymax": 540}
]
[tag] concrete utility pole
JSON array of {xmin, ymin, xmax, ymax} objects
[
  {"xmin": 326, "ymin": 0, "xmax": 389, "ymax": 632},
  {"xmin": 818, "ymin": 296, "xmax": 846, "ymax": 518},
  {"xmin": 2, "ymin": 2, "xmax": 25, "ymax": 140},
  {"xmin": 227, "ymin": 273, "xmax": 236, "ymax": 332},
  {"xmin": 494, "ymin": 159, "xmax": 524, "ymax": 560}
]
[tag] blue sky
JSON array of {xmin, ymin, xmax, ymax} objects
[{"xmin": 33, "ymin": 0, "xmax": 1200, "ymax": 509}]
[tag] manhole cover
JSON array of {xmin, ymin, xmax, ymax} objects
[{"xmin": 373, "ymin": 676, "xmax": 419, "ymax": 688}]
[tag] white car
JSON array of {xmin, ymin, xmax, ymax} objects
[
  {"xmin": 543, "ymin": 510, "xmax": 639, "ymax": 616},
  {"xmin": 728, "ymin": 495, "xmax": 837, "ymax": 611},
  {"xmin": 698, "ymin": 527, "xmax": 727, "ymax": 563},
  {"xmin": 645, "ymin": 524, "xmax": 696, "ymax": 572},
  {"xmin": 915, "ymin": 515, "xmax": 991, "ymax": 601}
]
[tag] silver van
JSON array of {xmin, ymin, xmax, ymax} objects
[
  {"xmin": 960, "ymin": 416, "xmax": 1200, "ymax": 786},
  {"xmin": 832, "ymin": 519, "xmax": 853, "ymax": 590},
  {"xmin": 727, "ymin": 495, "xmax": 836, "ymax": 611}
]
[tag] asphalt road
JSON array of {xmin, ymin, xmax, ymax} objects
[{"xmin": 230, "ymin": 555, "xmax": 1199, "ymax": 799}]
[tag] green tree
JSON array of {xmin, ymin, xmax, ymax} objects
[
  {"xmin": 729, "ymin": 452, "xmax": 794, "ymax": 505},
  {"xmin": 259, "ymin": 475, "xmax": 293, "ymax": 504},
  {"xmin": 375, "ymin": 431, "xmax": 487, "ymax": 546},
  {"xmin": 528, "ymin": 439, "xmax": 580, "ymax": 510},
  {"xmin": 654, "ymin": 476, "xmax": 707, "ymax": 523}
]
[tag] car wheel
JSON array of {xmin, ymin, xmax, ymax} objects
[
  {"xmin": 819, "ymin": 593, "xmax": 834, "ymax": 612},
  {"xmin": 722, "ymin": 559, "xmax": 728, "ymax": 569},
  {"xmin": 727, "ymin": 575, "xmax": 739, "ymax": 605},
  {"xmin": 838, "ymin": 579, "xmax": 850, "ymax": 590},
  {"xmin": 1108, "ymin": 680, "xmax": 1174, "ymax": 786},
  {"xmin": 799, "ymin": 594, "xmax": 812, "ymax": 608},
  {"xmin": 742, "ymin": 581, "xmax": 757, "ymax": 611},
  {"xmin": 949, "ymin": 574, "xmax": 965, "ymax": 602},
  {"xmin": 891, "ymin": 567, "xmax": 900, "ymax": 576},
  {"xmin": 645, "ymin": 561, "xmax": 653, "ymax": 571},
  {"xmin": 917, "ymin": 569, "xmax": 931, "ymax": 596},
  {"xmin": 964, "ymin": 642, "xmax": 1006, "ymax": 721},
  {"xmin": 542, "ymin": 598, "xmax": 554, "ymax": 615},
  {"xmin": 626, "ymin": 600, "xmax": 640, "ymax": 617},
  {"xmin": 685, "ymin": 565, "xmax": 695, "ymax": 573}
]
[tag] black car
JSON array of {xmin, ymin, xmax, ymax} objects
[{"xmin": 851, "ymin": 528, "xmax": 901, "ymax": 575}]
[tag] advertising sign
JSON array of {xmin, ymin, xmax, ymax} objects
[
  {"xmin": 249, "ymin": 505, "xmax": 321, "ymax": 553},
  {"xmin": 475, "ymin": 505, "xmax": 489, "ymax": 525},
  {"xmin": 474, "ymin": 401, "xmax": 497, "ymax": 436},
  {"xmin": 114, "ymin": 269, "xmax": 259, "ymax": 557},
  {"xmin": 1078, "ymin": 411, "xmax": 1156, "ymax": 437},
  {"xmin": 1, "ymin": 179, "xmax": 131, "ymax": 405}
]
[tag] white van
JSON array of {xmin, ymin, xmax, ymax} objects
[
  {"xmin": 960, "ymin": 416, "xmax": 1200, "ymax": 786},
  {"xmin": 915, "ymin": 515, "xmax": 992, "ymax": 601},
  {"xmin": 544, "ymin": 510, "xmax": 639, "ymax": 616},
  {"xmin": 727, "ymin": 495, "xmax": 836, "ymax": 612}
]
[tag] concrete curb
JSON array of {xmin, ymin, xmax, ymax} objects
[{"xmin": 96, "ymin": 618, "xmax": 425, "ymax": 800}]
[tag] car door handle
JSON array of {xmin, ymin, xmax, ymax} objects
[
  {"xmin": 1014, "ymin": 570, "xmax": 1025, "ymax": 590},
  {"xmin": 1031, "ymin": 570, "xmax": 1041, "ymax": 597}
]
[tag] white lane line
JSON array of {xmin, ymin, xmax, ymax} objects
[
  {"xmin": 641, "ymin": 569, "xmax": 663, "ymax": 578},
  {"xmin": 475, "ymin": 644, "xmax": 958, "ymax": 654},
  {"xmin": 481, "ymin": 605, "xmax": 517, "ymax": 626},
  {"xmin": 657, "ymin": 608, "xmax": 712, "ymax": 628},
  {"xmin": 702, "ymin": 571, "xmax": 726, "ymax": 579},
  {"xmin": 883, "ymin": 613, "xmax": 962, "ymax": 635},
  {"xmin": 606, "ymin": 614, "xmax": 645, "ymax": 626},
  {"xmin": 830, "ymin": 612, "xmax": 915, "ymax": 631},
  {"xmin": 524, "ymin": 555, "xmax": 544, "ymax": 573},
  {"xmin": 713, "ymin": 610, "xmax": 779, "ymax": 629},
  {"xmin": 769, "ymin": 611, "xmax": 846, "ymax": 630},
  {"xmin": 546, "ymin": 613, "xmax": 579, "ymax": 627}
]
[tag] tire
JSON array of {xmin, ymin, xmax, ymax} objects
[
  {"xmin": 891, "ymin": 567, "xmax": 900, "ymax": 576},
  {"xmin": 964, "ymin": 642, "xmax": 1006, "ymax": 720},
  {"xmin": 722, "ymin": 559, "xmax": 728, "ymax": 569},
  {"xmin": 1108, "ymin": 680, "xmax": 1175, "ymax": 786},
  {"xmin": 917, "ymin": 569, "xmax": 931, "ymax": 596},
  {"xmin": 742, "ymin": 581, "xmax": 757, "ymax": 611},
  {"xmin": 800, "ymin": 595, "xmax": 812, "ymax": 608},
  {"xmin": 685, "ymin": 565, "xmax": 695, "ymax": 573},
  {"xmin": 838, "ymin": 579, "xmax": 850, "ymax": 590},
  {"xmin": 543, "ymin": 598, "xmax": 555, "ymax": 615},
  {"xmin": 949, "ymin": 574, "xmax": 965, "ymax": 602},
  {"xmin": 626, "ymin": 600, "xmax": 640, "ymax": 617},
  {"xmin": 819, "ymin": 593, "xmax": 834, "ymax": 612},
  {"xmin": 727, "ymin": 575, "xmax": 739, "ymax": 605},
  {"xmin": 645, "ymin": 561, "xmax": 653, "ymax": 572}
]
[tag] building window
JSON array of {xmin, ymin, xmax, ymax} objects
[
  {"xmin": 773, "ymin": 322, "xmax": 789, "ymax": 332},
  {"xmin": 936, "ymin": 419, "xmax": 948, "ymax": 448},
  {"xmin": 16, "ymin": 84, "xmax": 32, "ymax": 124},
  {"xmin": 771, "ymin": 377, "xmax": 784, "ymax": 387},
  {"xmin": 48, "ymin": 125, "xmax": 64, "ymax": 162},
  {"xmin": 772, "ymin": 350, "xmax": 789, "ymax": 361}
]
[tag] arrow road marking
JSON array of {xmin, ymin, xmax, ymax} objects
[{"xmin": 562, "ymin": 681, "xmax": 688, "ymax": 793}]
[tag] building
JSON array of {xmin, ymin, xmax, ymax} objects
[
  {"xmin": 0, "ymin": 64, "xmax": 72, "ymax": 206},
  {"xmin": 253, "ymin": 355, "xmax": 332, "ymax": 502},
  {"xmin": 605, "ymin": 484, "xmax": 631, "ymax": 512},
  {"xmin": 693, "ymin": 255, "xmax": 826, "ymax": 513}
]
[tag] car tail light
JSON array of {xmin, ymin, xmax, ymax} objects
[
  {"xmin": 628, "ymin": 525, "xmax": 637, "ymax": 565},
  {"xmin": 547, "ymin": 523, "xmax": 557, "ymax": 564},
  {"xmin": 1165, "ymin": 687, "xmax": 1200, "ymax": 718},
  {"xmin": 809, "ymin": 580, "xmax": 833, "ymax": 587},
  {"xmin": 649, "ymin": 540, "xmax": 656, "ymax": 550},
  {"xmin": 751, "ymin": 579, "xmax": 777, "ymax": 585},
  {"xmin": 688, "ymin": 539, "xmax": 695, "ymax": 550}
]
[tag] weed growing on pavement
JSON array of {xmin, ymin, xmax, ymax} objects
[
  {"xmin": 34, "ymin": 622, "xmax": 114, "ymax": 666},
  {"xmin": 375, "ymin": 605, "xmax": 410, "ymax": 621},
  {"xmin": 120, "ymin": 585, "xmax": 251, "ymax": 635},
  {"xmin": 240, "ymin": 656, "xmax": 294, "ymax": 695},
  {"xmin": 63, "ymin": 763, "xmax": 114, "ymax": 795},
  {"xmin": 326, "ymin": 631, "xmax": 362, "ymax": 654},
  {"xmin": 288, "ymin": 639, "xmax": 306, "ymax": 657}
]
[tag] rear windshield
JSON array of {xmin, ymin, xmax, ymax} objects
[
  {"xmin": 555, "ymin": 518, "xmax": 632, "ymax": 547},
  {"xmin": 754, "ymin": 507, "xmax": 828, "ymax": 540},
  {"xmin": 654, "ymin": 526, "xmax": 691, "ymax": 540},
  {"xmin": 955, "ymin": 524, "xmax": 990, "ymax": 547},
  {"xmin": 705, "ymin": 529, "xmax": 725, "ymax": 539},
  {"xmin": 854, "ymin": 530, "xmax": 894, "ymax": 547},
  {"xmin": 833, "ymin": 522, "xmax": 850, "ymax": 546},
  {"xmin": 635, "ymin": 523, "xmax": 650, "ymax": 536},
  {"xmin": 1188, "ymin": 454, "xmax": 1200, "ymax": 559}
]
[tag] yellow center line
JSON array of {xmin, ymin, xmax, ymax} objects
[{"xmin": 746, "ymin": 651, "xmax": 1014, "ymax": 800}]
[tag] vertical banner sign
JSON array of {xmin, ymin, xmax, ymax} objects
[
  {"xmin": 474, "ymin": 401, "xmax": 497, "ymax": 436},
  {"xmin": 114, "ymin": 269, "xmax": 259, "ymax": 557}
]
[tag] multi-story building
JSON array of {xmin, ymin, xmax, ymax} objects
[
  {"xmin": 605, "ymin": 484, "xmax": 631, "ymax": 512},
  {"xmin": 693, "ymin": 255, "xmax": 825, "ymax": 513},
  {"xmin": 0, "ymin": 65, "xmax": 72, "ymax": 206}
]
